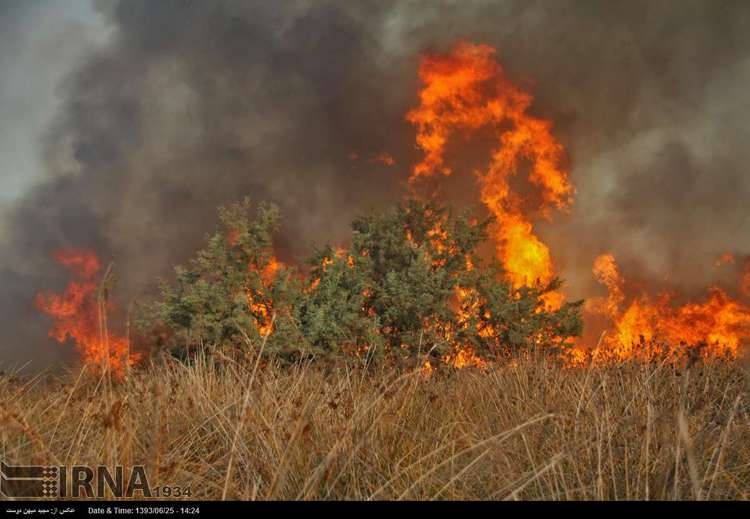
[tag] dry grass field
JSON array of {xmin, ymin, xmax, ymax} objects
[{"xmin": 2, "ymin": 346, "xmax": 749, "ymax": 501}]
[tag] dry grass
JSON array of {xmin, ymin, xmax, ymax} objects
[{"xmin": 1, "ymin": 347, "xmax": 749, "ymax": 501}]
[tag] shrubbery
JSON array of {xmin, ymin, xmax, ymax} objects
[{"xmin": 140, "ymin": 198, "xmax": 583, "ymax": 367}]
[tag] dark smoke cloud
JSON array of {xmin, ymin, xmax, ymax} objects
[{"xmin": 3, "ymin": 0, "xmax": 750, "ymax": 369}]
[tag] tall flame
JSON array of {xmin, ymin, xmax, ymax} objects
[
  {"xmin": 34, "ymin": 42, "xmax": 749, "ymax": 372},
  {"xmin": 406, "ymin": 42, "xmax": 573, "ymax": 309},
  {"xmin": 35, "ymin": 250, "xmax": 137, "ymax": 376}
]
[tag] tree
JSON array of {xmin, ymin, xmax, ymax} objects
[
  {"xmin": 141, "ymin": 197, "xmax": 583, "ymax": 368},
  {"xmin": 297, "ymin": 200, "xmax": 583, "ymax": 366},
  {"xmin": 139, "ymin": 197, "xmax": 305, "ymax": 360}
]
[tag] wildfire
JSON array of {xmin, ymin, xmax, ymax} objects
[
  {"xmin": 406, "ymin": 42, "xmax": 573, "ymax": 310},
  {"xmin": 405, "ymin": 42, "xmax": 576, "ymax": 368},
  {"xmin": 247, "ymin": 257, "xmax": 283, "ymax": 337},
  {"xmin": 588, "ymin": 253, "xmax": 625, "ymax": 317},
  {"xmin": 35, "ymin": 250, "xmax": 138, "ymax": 377},
  {"xmin": 407, "ymin": 42, "xmax": 749, "ymax": 365},
  {"xmin": 372, "ymin": 153, "xmax": 396, "ymax": 166},
  {"xmin": 440, "ymin": 287, "xmax": 490, "ymax": 370},
  {"xmin": 582, "ymin": 253, "xmax": 750, "ymax": 363},
  {"xmin": 715, "ymin": 252, "xmax": 735, "ymax": 266},
  {"xmin": 36, "ymin": 41, "xmax": 750, "ymax": 372}
]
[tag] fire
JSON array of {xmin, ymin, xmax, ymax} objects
[
  {"xmin": 247, "ymin": 257, "xmax": 283, "ymax": 337},
  {"xmin": 443, "ymin": 346, "xmax": 486, "ymax": 369},
  {"xmin": 584, "ymin": 253, "xmax": 750, "ymax": 362},
  {"xmin": 407, "ymin": 42, "xmax": 748, "ymax": 365},
  {"xmin": 715, "ymin": 252, "xmax": 735, "ymax": 266},
  {"xmin": 35, "ymin": 41, "xmax": 750, "ymax": 372},
  {"xmin": 588, "ymin": 253, "xmax": 625, "ymax": 317},
  {"xmin": 406, "ymin": 42, "xmax": 573, "ymax": 309},
  {"xmin": 441, "ymin": 286, "xmax": 489, "ymax": 369},
  {"xmin": 372, "ymin": 153, "xmax": 396, "ymax": 166},
  {"xmin": 405, "ymin": 42, "xmax": 576, "ymax": 368},
  {"xmin": 260, "ymin": 257, "xmax": 282, "ymax": 284},
  {"xmin": 35, "ymin": 250, "xmax": 137, "ymax": 377}
]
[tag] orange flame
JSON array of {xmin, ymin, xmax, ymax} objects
[
  {"xmin": 247, "ymin": 257, "xmax": 283, "ymax": 337},
  {"xmin": 589, "ymin": 253, "xmax": 625, "ymax": 317},
  {"xmin": 715, "ymin": 252, "xmax": 735, "ymax": 267},
  {"xmin": 38, "ymin": 42, "xmax": 750, "ymax": 374},
  {"xmin": 372, "ymin": 153, "xmax": 396, "ymax": 166},
  {"xmin": 583, "ymin": 253, "xmax": 750, "ymax": 362},
  {"xmin": 407, "ymin": 42, "xmax": 573, "ymax": 309},
  {"xmin": 35, "ymin": 250, "xmax": 137, "ymax": 376},
  {"xmin": 442, "ymin": 286, "xmax": 489, "ymax": 369}
]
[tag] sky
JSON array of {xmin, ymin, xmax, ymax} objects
[{"xmin": 2, "ymin": 0, "xmax": 750, "ymax": 370}]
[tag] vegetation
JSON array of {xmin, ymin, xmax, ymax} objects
[
  {"xmin": 3, "ymin": 198, "xmax": 749, "ymax": 501},
  {"xmin": 1, "ymin": 352, "xmax": 748, "ymax": 500},
  {"xmin": 141, "ymin": 198, "xmax": 582, "ymax": 367}
]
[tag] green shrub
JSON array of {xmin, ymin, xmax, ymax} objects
[{"xmin": 140, "ymin": 198, "xmax": 583, "ymax": 367}]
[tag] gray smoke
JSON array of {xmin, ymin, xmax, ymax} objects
[{"xmin": 2, "ymin": 0, "xmax": 750, "ymax": 370}]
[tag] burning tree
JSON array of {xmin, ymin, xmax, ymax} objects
[
  {"xmin": 136, "ymin": 44, "xmax": 589, "ymax": 369},
  {"xmin": 140, "ymin": 198, "xmax": 304, "ymax": 359},
  {"xmin": 141, "ymin": 197, "xmax": 582, "ymax": 368},
  {"xmin": 406, "ymin": 42, "xmax": 575, "ymax": 311}
]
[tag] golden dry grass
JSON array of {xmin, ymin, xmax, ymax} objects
[{"xmin": 1, "ymin": 347, "xmax": 749, "ymax": 501}]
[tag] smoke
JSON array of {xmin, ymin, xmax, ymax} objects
[{"xmin": 2, "ymin": 0, "xmax": 750, "ymax": 369}]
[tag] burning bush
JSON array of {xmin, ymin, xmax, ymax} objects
[
  {"xmin": 138, "ymin": 198, "xmax": 305, "ymax": 361},
  {"xmin": 140, "ymin": 197, "xmax": 582, "ymax": 368}
]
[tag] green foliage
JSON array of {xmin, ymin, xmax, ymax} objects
[
  {"xmin": 298, "ymin": 200, "xmax": 583, "ymax": 364},
  {"xmin": 138, "ymin": 197, "xmax": 304, "ymax": 360},
  {"xmin": 141, "ymin": 197, "xmax": 583, "ymax": 367}
]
